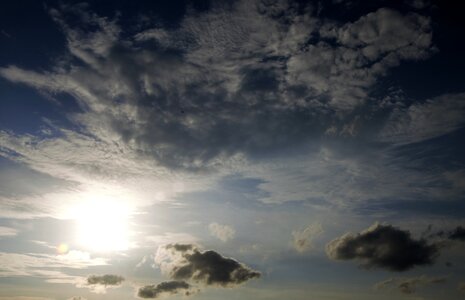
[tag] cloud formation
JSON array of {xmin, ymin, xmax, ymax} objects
[
  {"xmin": 448, "ymin": 226, "xmax": 465, "ymax": 241},
  {"xmin": 155, "ymin": 244, "xmax": 260, "ymax": 286},
  {"xmin": 326, "ymin": 223, "xmax": 439, "ymax": 271},
  {"xmin": 137, "ymin": 281, "xmax": 193, "ymax": 299},
  {"xmin": 209, "ymin": 223, "xmax": 235, "ymax": 242},
  {"xmin": 374, "ymin": 275, "xmax": 446, "ymax": 294},
  {"xmin": 0, "ymin": 0, "xmax": 436, "ymax": 172},
  {"xmin": 292, "ymin": 222, "xmax": 323, "ymax": 252},
  {"xmin": 87, "ymin": 274, "xmax": 124, "ymax": 286}
]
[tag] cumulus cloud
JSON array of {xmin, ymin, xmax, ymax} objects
[
  {"xmin": 87, "ymin": 274, "xmax": 124, "ymax": 286},
  {"xmin": 374, "ymin": 275, "xmax": 446, "ymax": 294},
  {"xmin": 137, "ymin": 281, "xmax": 194, "ymax": 298},
  {"xmin": 154, "ymin": 244, "xmax": 260, "ymax": 287},
  {"xmin": 209, "ymin": 223, "xmax": 235, "ymax": 242},
  {"xmin": 326, "ymin": 223, "xmax": 439, "ymax": 271},
  {"xmin": 292, "ymin": 222, "xmax": 323, "ymax": 252}
]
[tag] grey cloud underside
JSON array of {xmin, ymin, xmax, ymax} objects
[
  {"xmin": 137, "ymin": 281, "xmax": 192, "ymax": 299},
  {"xmin": 0, "ymin": 1, "xmax": 439, "ymax": 169},
  {"xmin": 157, "ymin": 244, "xmax": 260, "ymax": 286},
  {"xmin": 326, "ymin": 223, "xmax": 439, "ymax": 271},
  {"xmin": 86, "ymin": 274, "xmax": 124, "ymax": 286}
]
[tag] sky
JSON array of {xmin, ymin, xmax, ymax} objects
[{"xmin": 1, "ymin": 0, "xmax": 465, "ymax": 299}]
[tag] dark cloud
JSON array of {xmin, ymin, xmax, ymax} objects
[
  {"xmin": 448, "ymin": 226, "xmax": 465, "ymax": 241},
  {"xmin": 156, "ymin": 244, "xmax": 261, "ymax": 286},
  {"xmin": 87, "ymin": 274, "xmax": 124, "ymax": 286},
  {"xmin": 375, "ymin": 275, "xmax": 446, "ymax": 294},
  {"xmin": 326, "ymin": 223, "xmax": 439, "ymax": 271},
  {"xmin": 137, "ymin": 281, "xmax": 192, "ymax": 299}
]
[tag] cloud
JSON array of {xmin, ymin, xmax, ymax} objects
[
  {"xmin": 209, "ymin": 223, "xmax": 235, "ymax": 242},
  {"xmin": 137, "ymin": 281, "xmax": 193, "ymax": 299},
  {"xmin": 326, "ymin": 223, "xmax": 439, "ymax": 271},
  {"xmin": 374, "ymin": 275, "xmax": 446, "ymax": 294},
  {"xmin": 292, "ymin": 222, "xmax": 323, "ymax": 252},
  {"xmin": 0, "ymin": 226, "xmax": 17, "ymax": 237},
  {"xmin": 448, "ymin": 226, "xmax": 465, "ymax": 241},
  {"xmin": 0, "ymin": 1, "xmax": 436, "ymax": 173},
  {"xmin": 154, "ymin": 244, "xmax": 260, "ymax": 286},
  {"xmin": 87, "ymin": 274, "xmax": 124, "ymax": 286},
  {"xmin": 379, "ymin": 93, "xmax": 465, "ymax": 144}
]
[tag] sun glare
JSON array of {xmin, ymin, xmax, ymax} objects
[{"xmin": 72, "ymin": 197, "xmax": 132, "ymax": 252}]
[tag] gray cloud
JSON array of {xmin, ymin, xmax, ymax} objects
[
  {"xmin": 375, "ymin": 275, "xmax": 446, "ymax": 294},
  {"xmin": 326, "ymin": 223, "xmax": 439, "ymax": 271},
  {"xmin": 137, "ymin": 281, "xmax": 193, "ymax": 299},
  {"xmin": 155, "ymin": 244, "xmax": 260, "ymax": 286},
  {"xmin": 0, "ymin": 1, "xmax": 436, "ymax": 171},
  {"xmin": 448, "ymin": 226, "xmax": 465, "ymax": 241},
  {"xmin": 87, "ymin": 274, "xmax": 124, "ymax": 286}
]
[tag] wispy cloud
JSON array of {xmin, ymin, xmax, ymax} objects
[{"xmin": 209, "ymin": 222, "xmax": 235, "ymax": 242}]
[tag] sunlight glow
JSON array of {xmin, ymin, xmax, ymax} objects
[{"xmin": 72, "ymin": 196, "xmax": 132, "ymax": 252}]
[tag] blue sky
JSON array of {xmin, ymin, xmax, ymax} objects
[{"xmin": 1, "ymin": 0, "xmax": 465, "ymax": 299}]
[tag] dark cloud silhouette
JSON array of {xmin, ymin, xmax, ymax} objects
[
  {"xmin": 326, "ymin": 223, "xmax": 439, "ymax": 271},
  {"xmin": 448, "ymin": 226, "xmax": 465, "ymax": 241},
  {"xmin": 156, "ymin": 244, "xmax": 261, "ymax": 286},
  {"xmin": 87, "ymin": 274, "xmax": 124, "ymax": 286},
  {"xmin": 375, "ymin": 275, "xmax": 446, "ymax": 294},
  {"xmin": 138, "ymin": 281, "xmax": 192, "ymax": 298}
]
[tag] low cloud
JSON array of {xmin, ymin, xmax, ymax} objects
[
  {"xmin": 448, "ymin": 226, "xmax": 465, "ymax": 241},
  {"xmin": 209, "ymin": 223, "xmax": 235, "ymax": 242},
  {"xmin": 87, "ymin": 274, "xmax": 124, "ymax": 286},
  {"xmin": 155, "ymin": 244, "xmax": 260, "ymax": 287},
  {"xmin": 292, "ymin": 222, "xmax": 323, "ymax": 253},
  {"xmin": 138, "ymin": 281, "xmax": 193, "ymax": 298},
  {"xmin": 326, "ymin": 223, "xmax": 439, "ymax": 271},
  {"xmin": 375, "ymin": 275, "xmax": 446, "ymax": 294}
]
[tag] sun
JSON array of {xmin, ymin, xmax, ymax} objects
[{"xmin": 73, "ymin": 197, "xmax": 132, "ymax": 252}]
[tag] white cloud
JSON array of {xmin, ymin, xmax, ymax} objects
[
  {"xmin": 0, "ymin": 226, "xmax": 17, "ymax": 237},
  {"xmin": 0, "ymin": 251, "xmax": 107, "ymax": 278},
  {"xmin": 209, "ymin": 223, "xmax": 236, "ymax": 242},
  {"xmin": 379, "ymin": 93, "xmax": 465, "ymax": 144},
  {"xmin": 292, "ymin": 223, "xmax": 323, "ymax": 252}
]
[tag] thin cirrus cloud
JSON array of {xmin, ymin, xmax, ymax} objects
[{"xmin": 374, "ymin": 275, "xmax": 447, "ymax": 294}]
